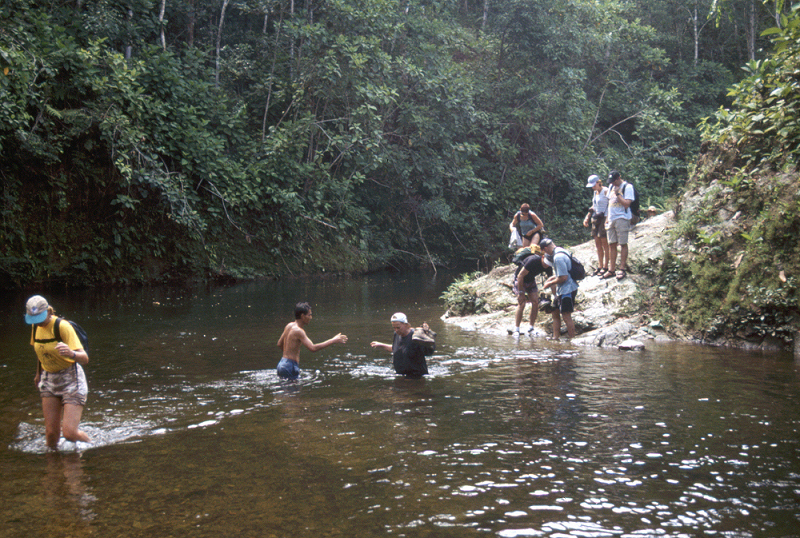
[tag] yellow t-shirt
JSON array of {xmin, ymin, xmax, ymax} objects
[{"xmin": 30, "ymin": 317, "xmax": 83, "ymax": 373}]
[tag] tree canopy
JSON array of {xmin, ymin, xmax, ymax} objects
[{"xmin": 0, "ymin": 0, "xmax": 793, "ymax": 287}]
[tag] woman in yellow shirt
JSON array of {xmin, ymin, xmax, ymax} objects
[{"xmin": 25, "ymin": 295, "xmax": 90, "ymax": 449}]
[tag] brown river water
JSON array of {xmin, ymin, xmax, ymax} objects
[{"xmin": 1, "ymin": 272, "xmax": 798, "ymax": 537}]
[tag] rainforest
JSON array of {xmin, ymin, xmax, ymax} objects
[{"xmin": 1, "ymin": 0, "xmax": 798, "ymax": 289}]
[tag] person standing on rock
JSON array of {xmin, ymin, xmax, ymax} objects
[
  {"xmin": 603, "ymin": 170, "xmax": 634, "ymax": 281},
  {"xmin": 583, "ymin": 174, "xmax": 611, "ymax": 276},
  {"xmin": 540, "ymin": 239, "xmax": 578, "ymax": 340},
  {"xmin": 508, "ymin": 244, "xmax": 552, "ymax": 336},
  {"xmin": 509, "ymin": 203, "xmax": 545, "ymax": 248}
]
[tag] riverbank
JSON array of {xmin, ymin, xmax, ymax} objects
[{"xmin": 440, "ymin": 210, "xmax": 793, "ymax": 353}]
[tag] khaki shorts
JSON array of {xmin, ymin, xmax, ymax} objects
[
  {"xmin": 607, "ymin": 217, "xmax": 631, "ymax": 245},
  {"xmin": 39, "ymin": 363, "xmax": 88, "ymax": 406}
]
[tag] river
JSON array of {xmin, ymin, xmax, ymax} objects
[{"xmin": 1, "ymin": 272, "xmax": 798, "ymax": 537}]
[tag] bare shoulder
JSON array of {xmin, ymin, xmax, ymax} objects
[
  {"xmin": 278, "ymin": 321, "xmax": 299, "ymax": 346},
  {"xmin": 290, "ymin": 322, "xmax": 305, "ymax": 334}
]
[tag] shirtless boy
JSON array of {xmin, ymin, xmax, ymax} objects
[{"xmin": 276, "ymin": 302, "xmax": 348, "ymax": 380}]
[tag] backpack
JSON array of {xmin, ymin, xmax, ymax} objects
[
  {"xmin": 511, "ymin": 244, "xmax": 542, "ymax": 266},
  {"xmin": 411, "ymin": 326, "xmax": 436, "ymax": 355},
  {"xmin": 55, "ymin": 318, "xmax": 89, "ymax": 353},
  {"xmin": 33, "ymin": 317, "xmax": 89, "ymax": 353},
  {"xmin": 622, "ymin": 181, "xmax": 640, "ymax": 225},
  {"xmin": 555, "ymin": 249, "xmax": 586, "ymax": 282},
  {"xmin": 568, "ymin": 253, "xmax": 586, "ymax": 282}
]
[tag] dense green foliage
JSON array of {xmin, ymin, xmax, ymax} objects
[
  {"xmin": 0, "ymin": 0, "xmax": 787, "ymax": 287},
  {"xmin": 661, "ymin": 2, "xmax": 800, "ymax": 342}
]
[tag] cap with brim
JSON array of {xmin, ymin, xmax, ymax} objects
[
  {"xmin": 586, "ymin": 175, "xmax": 599, "ymax": 188},
  {"xmin": 542, "ymin": 255, "xmax": 553, "ymax": 267},
  {"xmin": 539, "ymin": 238, "xmax": 553, "ymax": 249},
  {"xmin": 390, "ymin": 312, "xmax": 408, "ymax": 324},
  {"xmin": 25, "ymin": 295, "xmax": 49, "ymax": 324}
]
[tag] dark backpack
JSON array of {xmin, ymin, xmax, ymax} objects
[
  {"xmin": 556, "ymin": 249, "xmax": 586, "ymax": 282},
  {"xmin": 622, "ymin": 181, "xmax": 640, "ymax": 224},
  {"xmin": 54, "ymin": 317, "xmax": 90, "ymax": 353},
  {"xmin": 511, "ymin": 245, "xmax": 543, "ymax": 266},
  {"xmin": 568, "ymin": 253, "xmax": 586, "ymax": 282}
]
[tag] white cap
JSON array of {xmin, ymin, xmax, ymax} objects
[
  {"xmin": 390, "ymin": 312, "xmax": 408, "ymax": 324},
  {"xmin": 586, "ymin": 174, "xmax": 600, "ymax": 188}
]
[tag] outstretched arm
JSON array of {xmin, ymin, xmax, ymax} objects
[
  {"xmin": 370, "ymin": 341, "xmax": 392, "ymax": 352},
  {"xmin": 303, "ymin": 332, "xmax": 348, "ymax": 352}
]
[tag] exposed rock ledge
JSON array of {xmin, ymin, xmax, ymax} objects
[{"xmin": 441, "ymin": 211, "xmax": 699, "ymax": 349}]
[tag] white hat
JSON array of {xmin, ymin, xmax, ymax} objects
[
  {"xmin": 390, "ymin": 312, "xmax": 408, "ymax": 324},
  {"xmin": 586, "ymin": 174, "xmax": 600, "ymax": 188}
]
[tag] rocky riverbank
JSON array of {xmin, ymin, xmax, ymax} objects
[{"xmin": 440, "ymin": 210, "xmax": 793, "ymax": 353}]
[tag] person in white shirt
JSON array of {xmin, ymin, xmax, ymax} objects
[
  {"xmin": 583, "ymin": 174, "xmax": 611, "ymax": 276},
  {"xmin": 603, "ymin": 170, "xmax": 634, "ymax": 280}
]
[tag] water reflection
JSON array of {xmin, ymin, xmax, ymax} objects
[
  {"xmin": 1, "ymin": 276, "xmax": 800, "ymax": 537},
  {"xmin": 43, "ymin": 452, "xmax": 96, "ymax": 521}
]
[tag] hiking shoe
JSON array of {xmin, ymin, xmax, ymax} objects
[
  {"xmin": 527, "ymin": 325, "xmax": 535, "ymax": 334},
  {"xmin": 507, "ymin": 326, "xmax": 520, "ymax": 335}
]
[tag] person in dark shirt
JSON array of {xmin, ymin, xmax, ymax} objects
[
  {"xmin": 509, "ymin": 245, "xmax": 552, "ymax": 335},
  {"xmin": 370, "ymin": 312, "xmax": 435, "ymax": 379}
]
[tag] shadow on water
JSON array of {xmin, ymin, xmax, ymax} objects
[{"xmin": 2, "ymin": 273, "xmax": 800, "ymax": 537}]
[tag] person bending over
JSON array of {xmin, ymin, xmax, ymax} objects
[{"xmin": 26, "ymin": 295, "xmax": 90, "ymax": 449}]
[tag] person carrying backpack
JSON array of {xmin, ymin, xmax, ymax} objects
[
  {"xmin": 507, "ymin": 244, "xmax": 552, "ymax": 335},
  {"xmin": 509, "ymin": 203, "xmax": 545, "ymax": 248},
  {"xmin": 540, "ymin": 239, "xmax": 578, "ymax": 340},
  {"xmin": 603, "ymin": 170, "xmax": 635, "ymax": 281},
  {"xmin": 24, "ymin": 295, "xmax": 90, "ymax": 449}
]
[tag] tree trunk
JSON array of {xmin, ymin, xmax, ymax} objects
[
  {"xmin": 692, "ymin": 2, "xmax": 699, "ymax": 66},
  {"xmin": 747, "ymin": 0, "xmax": 756, "ymax": 61},
  {"xmin": 188, "ymin": 0, "xmax": 196, "ymax": 47},
  {"xmin": 159, "ymin": 0, "xmax": 167, "ymax": 50},
  {"xmin": 216, "ymin": 0, "xmax": 231, "ymax": 88},
  {"xmin": 262, "ymin": 3, "xmax": 285, "ymax": 142},
  {"xmin": 290, "ymin": 0, "xmax": 295, "ymax": 81}
]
